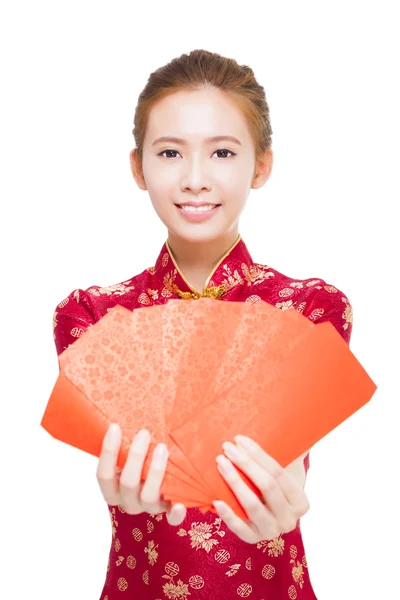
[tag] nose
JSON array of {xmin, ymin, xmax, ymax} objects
[{"xmin": 180, "ymin": 157, "xmax": 211, "ymax": 193}]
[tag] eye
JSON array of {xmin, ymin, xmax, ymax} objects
[
  {"xmin": 157, "ymin": 148, "xmax": 236, "ymax": 159},
  {"xmin": 214, "ymin": 149, "xmax": 236, "ymax": 159},
  {"xmin": 158, "ymin": 149, "xmax": 179, "ymax": 158}
]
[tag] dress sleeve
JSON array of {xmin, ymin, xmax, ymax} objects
[
  {"xmin": 306, "ymin": 287, "xmax": 353, "ymax": 347},
  {"xmin": 53, "ymin": 288, "xmax": 96, "ymax": 360}
]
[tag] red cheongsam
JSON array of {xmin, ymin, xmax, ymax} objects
[{"xmin": 53, "ymin": 233, "xmax": 353, "ymax": 599}]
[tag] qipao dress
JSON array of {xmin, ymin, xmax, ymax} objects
[{"xmin": 53, "ymin": 234, "xmax": 353, "ymax": 599}]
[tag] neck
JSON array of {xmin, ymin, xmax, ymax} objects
[{"xmin": 166, "ymin": 228, "xmax": 240, "ymax": 292}]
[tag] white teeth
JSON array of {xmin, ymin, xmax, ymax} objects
[{"xmin": 180, "ymin": 204, "xmax": 217, "ymax": 213}]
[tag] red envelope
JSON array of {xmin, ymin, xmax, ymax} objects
[{"xmin": 41, "ymin": 298, "xmax": 377, "ymax": 519}]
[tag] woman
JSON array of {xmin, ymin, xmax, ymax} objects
[{"xmin": 53, "ymin": 49, "xmax": 353, "ymax": 599}]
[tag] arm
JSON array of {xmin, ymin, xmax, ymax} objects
[{"xmin": 53, "ymin": 287, "xmax": 96, "ymax": 359}]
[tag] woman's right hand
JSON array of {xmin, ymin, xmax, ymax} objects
[{"xmin": 96, "ymin": 423, "xmax": 187, "ymax": 526}]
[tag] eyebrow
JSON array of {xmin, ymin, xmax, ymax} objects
[{"xmin": 152, "ymin": 135, "xmax": 242, "ymax": 147}]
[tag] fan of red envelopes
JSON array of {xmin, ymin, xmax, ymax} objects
[{"xmin": 41, "ymin": 298, "xmax": 377, "ymax": 520}]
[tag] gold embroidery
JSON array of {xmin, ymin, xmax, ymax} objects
[
  {"xmin": 256, "ymin": 535, "xmax": 285, "ymax": 557},
  {"xmin": 176, "ymin": 283, "xmax": 226, "ymax": 300},
  {"xmin": 163, "ymin": 269, "xmax": 181, "ymax": 298},
  {"xmin": 165, "ymin": 562, "xmax": 180, "ymax": 577},
  {"xmin": 70, "ymin": 326, "xmax": 86, "ymax": 338},
  {"xmin": 115, "ymin": 555, "xmax": 124, "ymax": 567},
  {"xmin": 57, "ymin": 297, "xmax": 70, "ymax": 309},
  {"xmin": 261, "ymin": 564, "xmax": 276, "ymax": 579},
  {"xmin": 181, "ymin": 518, "xmax": 224, "ymax": 552},
  {"xmin": 88, "ymin": 282, "xmax": 135, "ymax": 297},
  {"xmin": 188, "ymin": 575, "xmax": 205, "ymax": 589},
  {"xmin": 166, "ymin": 234, "xmax": 242, "ymax": 298},
  {"xmin": 138, "ymin": 288, "xmax": 159, "ymax": 305},
  {"xmin": 117, "ymin": 577, "xmax": 128, "ymax": 591},
  {"xmin": 149, "ymin": 512, "xmax": 164, "ymax": 521},
  {"xmin": 132, "ymin": 527, "xmax": 143, "ymax": 542},
  {"xmin": 219, "ymin": 263, "xmax": 244, "ymax": 292},
  {"xmin": 126, "ymin": 555, "xmax": 136, "ymax": 569},
  {"xmin": 214, "ymin": 549, "xmax": 230, "ymax": 563},
  {"xmin": 226, "ymin": 563, "xmax": 241, "ymax": 577},
  {"xmin": 143, "ymin": 570, "xmax": 150, "ymax": 585},
  {"xmin": 162, "ymin": 562, "xmax": 191, "ymax": 599},
  {"xmin": 237, "ymin": 583, "xmax": 253, "ymax": 597},
  {"xmin": 241, "ymin": 262, "xmax": 274, "ymax": 286},
  {"xmin": 147, "ymin": 520, "xmax": 155, "ymax": 533},
  {"xmin": 162, "ymin": 580, "xmax": 190, "ymax": 599},
  {"xmin": 306, "ymin": 279, "xmax": 322, "ymax": 287},
  {"xmin": 109, "ymin": 507, "xmax": 118, "ymax": 538},
  {"xmin": 309, "ymin": 294, "xmax": 353, "ymax": 332},
  {"xmin": 288, "ymin": 584, "xmax": 298, "ymax": 599},
  {"xmin": 342, "ymin": 296, "xmax": 353, "ymax": 330},
  {"xmin": 162, "ymin": 252, "xmax": 169, "ymax": 268},
  {"xmin": 275, "ymin": 299, "xmax": 295, "ymax": 311},
  {"xmin": 296, "ymin": 301, "xmax": 307, "ymax": 314},
  {"xmin": 177, "ymin": 528, "xmax": 187, "ymax": 537},
  {"xmin": 291, "ymin": 560, "xmax": 305, "ymax": 589},
  {"xmin": 308, "ymin": 308, "xmax": 325, "ymax": 321},
  {"xmin": 145, "ymin": 540, "xmax": 159, "ymax": 566},
  {"xmin": 246, "ymin": 294, "xmax": 262, "ymax": 305},
  {"xmin": 289, "ymin": 545, "xmax": 308, "ymax": 591},
  {"xmin": 114, "ymin": 538, "xmax": 121, "ymax": 552},
  {"xmin": 278, "ymin": 287, "xmax": 295, "ymax": 298}
]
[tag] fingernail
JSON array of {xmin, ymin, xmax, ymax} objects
[
  {"xmin": 216, "ymin": 455, "xmax": 233, "ymax": 472},
  {"xmin": 234, "ymin": 435, "xmax": 253, "ymax": 449},
  {"xmin": 213, "ymin": 500, "xmax": 227, "ymax": 515},
  {"xmin": 222, "ymin": 441, "xmax": 242, "ymax": 460},
  {"xmin": 133, "ymin": 429, "xmax": 149, "ymax": 447},
  {"xmin": 154, "ymin": 443, "xmax": 168, "ymax": 461},
  {"xmin": 105, "ymin": 423, "xmax": 120, "ymax": 443}
]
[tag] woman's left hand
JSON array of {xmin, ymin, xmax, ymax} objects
[{"xmin": 212, "ymin": 435, "xmax": 310, "ymax": 544}]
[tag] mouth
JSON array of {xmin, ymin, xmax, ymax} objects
[{"xmin": 175, "ymin": 204, "xmax": 221, "ymax": 209}]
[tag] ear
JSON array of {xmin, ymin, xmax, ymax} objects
[
  {"xmin": 251, "ymin": 149, "xmax": 273, "ymax": 190},
  {"xmin": 129, "ymin": 148, "xmax": 147, "ymax": 190}
]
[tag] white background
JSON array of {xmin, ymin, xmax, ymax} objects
[{"xmin": 1, "ymin": 1, "xmax": 399, "ymax": 598}]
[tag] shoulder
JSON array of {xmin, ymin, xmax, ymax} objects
[
  {"xmin": 52, "ymin": 268, "xmax": 152, "ymax": 356},
  {"xmin": 252, "ymin": 263, "xmax": 353, "ymax": 345}
]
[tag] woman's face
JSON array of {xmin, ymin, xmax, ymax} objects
[{"xmin": 130, "ymin": 86, "xmax": 272, "ymax": 244}]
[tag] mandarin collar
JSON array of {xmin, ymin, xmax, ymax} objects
[{"xmin": 152, "ymin": 233, "xmax": 255, "ymax": 300}]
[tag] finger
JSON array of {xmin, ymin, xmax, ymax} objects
[
  {"xmin": 166, "ymin": 503, "xmax": 187, "ymax": 526},
  {"xmin": 216, "ymin": 455, "xmax": 280, "ymax": 537},
  {"xmin": 222, "ymin": 443, "xmax": 297, "ymax": 533},
  {"xmin": 234, "ymin": 436, "xmax": 308, "ymax": 510},
  {"xmin": 120, "ymin": 429, "xmax": 150, "ymax": 514},
  {"xmin": 96, "ymin": 423, "xmax": 122, "ymax": 506},
  {"xmin": 140, "ymin": 443, "xmax": 169, "ymax": 514},
  {"xmin": 212, "ymin": 500, "xmax": 257, "ymax": 543}
]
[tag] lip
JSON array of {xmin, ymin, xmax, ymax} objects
[
  {"xmin": 176, "ymin": 204, "xmax": 221, "ymax": 222},
  {"xmin": 175, "ymin": 203, "xmax": 221, "ymax": 208}
]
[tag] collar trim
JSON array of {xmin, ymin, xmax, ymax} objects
[{"xmin": 165, "ymin": 234, "xmax": 242, "ymax": 300}]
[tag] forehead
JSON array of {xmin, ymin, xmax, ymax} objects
[{"xmin": 145, "ymin": 88, "xmax": 251, "ymax": 143}]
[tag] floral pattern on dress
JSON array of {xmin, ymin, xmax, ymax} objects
[{"xmin": 53, "ymin": 233, "xmax": 353, "ymax": 598}]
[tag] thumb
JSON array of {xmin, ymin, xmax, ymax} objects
[{"xmin": 166, "ymin": 503, "xmax": 187, "ymax": 526}]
